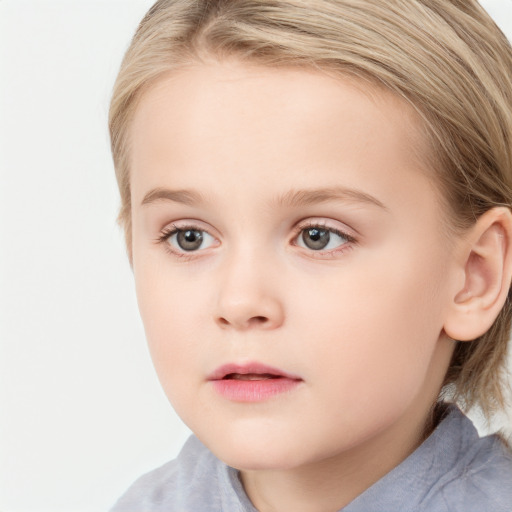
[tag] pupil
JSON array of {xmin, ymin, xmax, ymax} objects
[
  {"xmin": 309, "ymin": 229, "xmax": 322, "ymax": 241},
  {"xmin": 303, "ymin": 228, "xmax": 330, "ymax": 250},
  {"xmin": 177, "ymin": 230, "xmax": 203, "ymax": 251}
]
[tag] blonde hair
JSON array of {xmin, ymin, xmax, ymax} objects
[{"xmin": 109, "ymin": 0, "xmax": 512, "ymax": 419}]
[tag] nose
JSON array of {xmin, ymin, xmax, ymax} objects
[{"xmin": 214, "ymin": 252, "xmax": 285, "ymax": 331}]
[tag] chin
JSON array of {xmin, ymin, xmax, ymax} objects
[
  {"xmin": 213, "ymin": 443, "xmax": 303, "ymax": 471},
  {"xmin": 196, "ymin": 424, "xmax": 321, "ymax": 471}
]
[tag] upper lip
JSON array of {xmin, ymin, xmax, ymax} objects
[{"xmin": 207, "ymin": 362, "xmax": 302, "ymax": 381}]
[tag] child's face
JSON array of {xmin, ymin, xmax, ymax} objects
[{"xmin": 129, "ymin": 61, "xmax": 458, "ymax": 471}]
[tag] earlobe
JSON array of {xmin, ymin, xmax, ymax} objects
[{"xmin": 444, "ymin": 207, "xmax": 512, "ymax": 341}]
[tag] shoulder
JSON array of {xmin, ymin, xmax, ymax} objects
[
  {"xmin": 441, "ymin": 437, "xmax": 512, "ymax": 512},
  {"xmin": 347, "ymin": 406, "xmax": 512, "ymax": 512},
  {"xmin": 110, "ymin": 436, "xmax": 228, "ymax": 512},
  {"xmin": 430, "ymin": 423, "xmax": 512, "ymax": 512}
]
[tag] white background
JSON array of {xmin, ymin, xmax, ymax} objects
[{"xmin": 1, "ymin": 1, "xmax": 511, "ymax": 511}]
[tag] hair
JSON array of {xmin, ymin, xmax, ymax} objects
[{"xmin": 109, "ymin": 0, "xmax": 512, "ymax": 420}]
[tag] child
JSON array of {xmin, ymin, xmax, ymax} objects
[{"xmin": 109, "ymin": 0, "xmax": 512, "ymax": 510}]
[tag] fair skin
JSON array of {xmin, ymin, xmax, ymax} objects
[{"xmin": 127, "ymin": 60, "xmax": 512, "ymax": 512}]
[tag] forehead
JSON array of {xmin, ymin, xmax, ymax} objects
[{"xmin": 129, "ymin": 61, "xmax": 435, "ymax": 211}]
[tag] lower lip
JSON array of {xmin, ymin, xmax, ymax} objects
[{"xmin": 211, "ymin": 378, "xmax": 301, "ymax": 402}]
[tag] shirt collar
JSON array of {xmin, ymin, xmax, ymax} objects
[
  {"xmin": 219, "ymin": 404, "xmax": 478, "ymax": 512},
  {"xmin": 342, "ymin": 404, "xmax": 477, "ymax": 511}
]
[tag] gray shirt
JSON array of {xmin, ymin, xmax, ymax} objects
[{"xmin": 111, "ymin": 406, "xmax": 512, "ymax": 511}]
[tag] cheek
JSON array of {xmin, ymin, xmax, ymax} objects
[
  {"xmin": 133, "ymin": 257, "xmax": 208, "ymax": 379},
  {"xmin": 135, "ymin": 275, "xmax": 210, "ymax": 423},
  {"xmin": 290, "ymin": 244, "xmax": 449, "ymax": 403}
]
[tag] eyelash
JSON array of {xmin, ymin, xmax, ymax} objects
[
  {"xmin": 294, "ymin": 221, "xmax": 356, "ymax": 257},
  {"xmin": 155, "ymin": 221, "xmax": 357, "ymax": 259},
  {"xmin": 156, "ymin": 223, "xmax": 209, "ymax": 261}
]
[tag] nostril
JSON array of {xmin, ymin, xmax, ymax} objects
[
  {"xmin": 249, "ymin": 316, "xmax": 268, "ymax": 325},
  {"xmin": 216, "ymin": 315, "xmax": 269, "ymax": 328}
]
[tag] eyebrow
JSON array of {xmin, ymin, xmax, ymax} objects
[
  {"xmin": 140, "ymin": 185, "xmax": 387, "ymax": 210},
  {"xmin": 141, "ymin": 188, "xmax": 207, "ymax": 207},
  {"xmin": 273, "ymin": 186, "xmax": 387, "ymax": 210}
]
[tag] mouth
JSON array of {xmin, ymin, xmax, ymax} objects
[
  {"xmin": 208, "ymin": 362, "xmax": 301, "ymax": 382},
  {"xmin": 208, "ymin": 362, "xmax": 302, "ymax": 402},
  {"xmin": 223, "ymin": 373, "xmax": 284, "ymax": 381}
]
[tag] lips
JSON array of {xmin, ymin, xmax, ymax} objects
[
  {"xmin": 208, "ymin": 362, "xmax": 302, "ymax": 402},
  {"xmin": 207, "ymin": 362, "xmax": 301, "ymax": 382}
]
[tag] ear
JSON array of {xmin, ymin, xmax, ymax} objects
[{"xmin": 443, "ymin": 207, "xmax": 512, "ymax": 341}]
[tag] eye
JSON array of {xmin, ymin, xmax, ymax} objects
[
  {"xmin": 296, "ymin": 226, "xmax": 351, "ymax": 251},
  {"xmin": 162, "ymin": 226, "xmax": 217, "ymax": 253}
]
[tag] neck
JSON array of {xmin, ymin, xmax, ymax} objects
[{"xmin": 240, "ymin": 399, "xmax": 445, "ymax": 512}]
